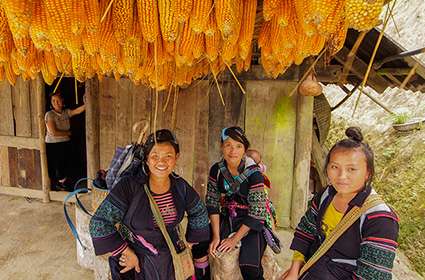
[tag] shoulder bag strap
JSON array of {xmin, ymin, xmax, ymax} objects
[
  {"xmin": 144, "ymin": 184, "xmax": 187, "ymax": 280},
  {"xmin": 299, "ymin": 194, "xmax": 384, "ymax": 276}
]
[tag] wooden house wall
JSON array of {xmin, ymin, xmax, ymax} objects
[
  {"xmin": 0, "ymin": 78, "xmax": 42, "ymax": 190},
  {"xmin": 97, "ymin": 78, "xmax": 298, "ymax": 227}
]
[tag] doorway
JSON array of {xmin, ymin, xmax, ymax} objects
[{"xmin": 45, "ymin": 77, "xmax": 87, "ymax": 190}]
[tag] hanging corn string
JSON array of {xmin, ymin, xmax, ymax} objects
[{"xmin": 0, "ymin": 0, "xmax": 389, "ymax": 88}]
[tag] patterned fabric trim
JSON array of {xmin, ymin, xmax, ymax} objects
[
  {"xmin": 89, "ymin": 198, "xmax": 124, "ymax": 238},
  {"xmin": 187, "ymin": 199, "xmax": 210, "ymax": 230}
]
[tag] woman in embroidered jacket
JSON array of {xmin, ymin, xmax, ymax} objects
[
  {"xmin": 89, "ymin": 129, "xmax": 210, "ymax": 280},
  {"xmin": 282, "ymin": 127, "xmax": 399, "ymax": 280},
  {"xmin": 204, "ymin": 126, "xmax": 269, "ymax": 280}
]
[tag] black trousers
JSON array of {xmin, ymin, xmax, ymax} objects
[{"xmin": 46, "ymin": 141, "xmax": 72, "ymax": 182}]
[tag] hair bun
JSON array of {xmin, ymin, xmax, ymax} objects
[{"xmin": 345, "ymin": 127, "xmax": 363, "ymax": 142}]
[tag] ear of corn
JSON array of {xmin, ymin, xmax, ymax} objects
[
  {"xmin": 159, "ymin": 0, "xmax": 179, "ymax": 42},
  {"xmin": 238, "ymin": 0, "xmax": 257, "ymax": 60},
  {"xmin": 345, "ymin": 0, "xmax": 385, "ymax": 31},
  {"xmin": 137, "ymin": 0, "xmax": 160, "ymax": 43},
  {"xmin": 189, "ymin": 0, "xmax": 212, "ymax": 33},
  {"xmin": 113, "ymin": 0, "xmax": 134, "ymax": 45}
]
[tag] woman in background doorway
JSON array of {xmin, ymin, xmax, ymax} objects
[{"xmin": 45, "ymin": 91, "xmax": 85, "ymax": 191}]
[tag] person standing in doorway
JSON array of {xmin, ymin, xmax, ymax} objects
[{"xmin": 45, "ymin": 91, "xmax": 85, "ymax": 191}]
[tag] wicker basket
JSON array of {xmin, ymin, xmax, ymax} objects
[{"xmin": 92, "ymin": 185, "xmax": 109, "ymax": 212}]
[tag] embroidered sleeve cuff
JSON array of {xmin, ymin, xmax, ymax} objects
[
  {"xmin": 242, "ymin": 216, "xmax": 264, "ymax": 232},
  {"xmin": 207, "ymin": 206, "xmax": 220, "ymax": 215},
  {"xmin": 289, "ymin": 236, "xmax": 312, "ymax": 258},
  {"xmin": 92, "ymin": 231, "xmax": 127, "ymax": 256}
]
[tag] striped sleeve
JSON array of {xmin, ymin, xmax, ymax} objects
[
  {"xmin": 205, "ymin": 164, "xmax": 221, "ymax": 215},
  {"xmin": 354, "ymin": 210, "xmax": 399, "ymax": 280},
  {"xmin": 243, "ymin": 169, "xmax": 267, "ymax": 231},
  {"xmin": 289, "ymin": 194, "xmax": 321, "ymax": 257}
]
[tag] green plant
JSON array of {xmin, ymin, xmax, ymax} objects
[{"xmin": 392, "ymin": 112, "xmax": 411, "ymax": 124}]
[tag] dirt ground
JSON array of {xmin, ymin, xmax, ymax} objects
[
  {"xmin": 0, "ymin": 194, "xmax": 423, "ymax": 280},
  {"xmin": 0, "ymin": 195, "xmax": 93, "ymax": 280}
]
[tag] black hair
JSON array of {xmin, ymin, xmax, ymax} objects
[
  {"xmin": 221, "ymin": 126, "xmax": 250, "ymax": 150},
  {"xmin": 143, "ymin": 129, "xmax": 180, "ymax": 157},
  {"xmin": 325, "ymin": 127, "xmax": 375, "ymax": 184}
]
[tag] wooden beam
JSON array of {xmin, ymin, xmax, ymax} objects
[
  {"xmin": 0, "ymin": 185, "xmax": 79, "ymax": 203},
  {"xmin": 376, "ymin": 68, "xmax": 412, "ymax": 76},
  {"xmin": 0, "ymin": 135, "xmax": 39, "ymax": 149},
  {"xmin": 335, "ymin": 47, "xmax": 389, "ymax": 93},
  {"xmin": 217, "ymin": 64, "xmax": 342, "ymax": 83},
  {"xmin": 35, "ymin": 74, "xmax": 50, "ymax": 202},
  {"xmin": 291, "ymin": 94, "xmax": 314, "ymax": 229},
  {"xmin": 85, "ymin": 78, "xmax": 100, "ymax": 210}
]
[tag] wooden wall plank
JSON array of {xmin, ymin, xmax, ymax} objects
[
  {"xmin": 131, "ymin": 85, "xmax": 151, "ymax": 143},
  {"xmin": 8, "ymin": 147, "xmax": 18, "ymax": 188},
  {"xmin": 0, "ymin": 80, "xmax": 14, "ymax": 136},
  {"xmin": 115, "ymin": 79, "xmax": 132, "ymax": 147},
  {"xmin": 192, "ymin": 81, "xmax": 210, "ymax": 197},
  {"xmin": 17, "ymin": 149, "xmax": 41, "ymax": 190},
  {"xmin": 0, "ymin": 146, "xmax": 10, "ymax": 186},
  {"xmin": 173, "ymin": 84, "xmax": 198, "ymax": 182},
  {"xmin": 208, "ymin": 81, "xmax": 245, "ymax": 167},
  {"xmin": 30, "ymin": 80, "xmax": 39, "ymax": 138},
  {"xmin": 0, "ymin": 135, "xmax": 39, "ymax": 149},
  {"xmin": 245, "ymin": 80, "xmax": 298, "ymax": 228},
  {"xmin": 99, "ymin": 78, "xmax": 116, "ymax": 170},
  {"xmin": 12, "ymin": 77, "xmax": 32, "ymax": 137}
]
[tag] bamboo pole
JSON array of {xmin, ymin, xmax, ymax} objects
[
  {"xmin": 85, "ymin": 79, "xmax": 100, "ymax": 210},
  {"xmin": 35, "ymin": 74, "xmax": 50, "ymax": 203},
  {"xmin": 290, "ymin": 94, "xmax": 314, "ymax": 228}
]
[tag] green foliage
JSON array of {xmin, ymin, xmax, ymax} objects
[{"xmin": 392, "ymin": 112, "xmax": 411, "ymax": 124}]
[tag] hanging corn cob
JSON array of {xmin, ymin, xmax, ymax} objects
[
  {"xmin": 71, "ymin": 0, "xmax": 87, "ymax": 35},
  {"xmin": 238, "ymin": 0, "xmax": 257, "ymax": 60},
  {"xmin": 137, "ymin": 0, "xmax": 160, "ymax": 43},
  {"xmin": 159, "ymin": 0, "xmax": 179, "ymax": 42},
  {"xmin": 29, "ymin": 1, "xmax": 51, "ymax": 51},
  {"xmin": 176, "ymin": 0, "xmax": 193, "ymax": 23},
  {"xmin": 189, "ymin": 0, "xmax": 212, "ymax": 33},
  {"xmin": 0, "ymin": 8, "xmax": 14, "ymax": 63},
  {"xmin": 1, "ymin": 0, "xmax": 34, "ymax": 45},
  {"xmin": 85, "ymin": 0, "xmax": 101, "ymax": 33},
  {"xmin": 113, "ymin": 0, "xmax": 134, "ymax": 45},
  {"xmin": 215, "ymin": 0, "xmax": 242, "ymax": 39},
  {"xmin": 263, "ymin": 0, "xmax": 279, "ymax": 21},
  {"xmin": 345, "ymin": 0, "xmax": 385, "ymax": 31},
  {"xmin": 316, "ymin": 0, "xmax": 344, "ymax": 36}
]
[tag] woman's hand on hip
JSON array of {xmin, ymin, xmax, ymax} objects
[{"xmin": 119, "ymin": 247, "xmax": 141, "ymax": 273}]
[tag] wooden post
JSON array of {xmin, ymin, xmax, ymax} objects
[
  {"xmin": 290, "ymin": 94, "xmax": 314, "ymax": 228},
  {"xmin": 311, "ymin": 132, "xmax": 328, "ymax": 189},
  {"xmin": 85, "ymin": 78, "xmax": 100, "ymax": 209},
  {"xmin": 35, "ymin": 74, "xmax": 50, "ymax": 203}
]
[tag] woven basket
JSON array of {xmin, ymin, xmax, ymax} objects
[{"xmin": 92, "ymin": 185, "xmax": 109, "ymax": 212}]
